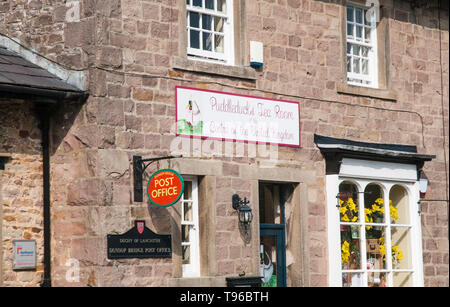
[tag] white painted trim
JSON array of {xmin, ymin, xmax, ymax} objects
[
  {"xmin": 340, "ymin": 158, "xmax": 417, "ymax": 182},
  {"xmin": 181, "ymin": 175, "xmax": 200, "ymax": 278}
]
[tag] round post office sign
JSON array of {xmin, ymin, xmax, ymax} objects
[{"xmin": 147, "ymin": 169, "xmax": 184, "ymax": 207}]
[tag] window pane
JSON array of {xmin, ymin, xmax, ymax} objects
[
  {"xmin": 355, "ymin": 8, "xmax": 363, "ymax": 24},
  {"xmin": 366, "ymin": 227, "xmax": 387, "ymax": 270},
  {"xmin": 215, "ymin": 17, "xmax": 224, "ymax": 32},
  {"xmin": 189, "ymin": 12, "xmax": 200, "ymax": 28},
  {"xmin": 347, "ymin": 43, "xmax": 352, "ymax": 55},
  {"xmin": 391, "ymin": 226, "xmax": 411, "ymax": 270},
  {"xmin": 186, "ymin": 0, "xmax": 190, "ymax": 5},
  {"xmin": 182, "ymin": 244, "xmax": 191, "ymax": 264},
  {"xmin": 353, "ymin": 58, "xmax": 360, "ymax": 73},
  {"xmin": 339, "ymin": 182, "xmax": 359, "ymax": 223},
  {"xmin": 347, "ymin": 56, "xmax": 352, "ymax": 72},
  {"xmin": 202, "ymin": 14, "xmax": 212, "ymax": 30},
  {"xmin": 347, "ymin": 23, "xmax": 353, "ymax": 37},
  {"xmin": 356, "ymin": 26, "xmax": 362, "ymax": 40},
  {"xmin": 364, "ymin": 184, "xmax": 384, "ymax": 224},
  {"xmin": 215, "ymin": 34, "xmax": 224, "ymax": 53},
  {"xmin": 352, "ymin": 45, "xmax": 360, "ymax": 56},
  {"xmin": 364, "ymin": 27, "xmax": 371, "ymax": 43},
  {"xmin": 184, "ymin": 181, "xmax": 192, "ymax": 200},
  {"xmin": 182, "ymin": 225, "xmax": 190, "ymax": 242},
  {"xmin": 205, "ymin": 0, "xmax": 214, "ymax": 10},
  {"xmin": 361, "ymin": 46, "xmax": 369, "ymax": 58},
  {"xmin": 342, "ymin": 272, "xmax": 363, "ymax": 287},
  {"xmin": 341, "ymin": 225, "xmax": 361, "ymax": 270},
  {"xmin": 362, "ymin": 59, "xmax": 368, "ymax": 74},
  {"xmin": 183, "ymin": 202, "xmax": 193, "ymax": 221},
  {"xmin": 217, "ymin": 0, "xmax": 226, "ymax": 13},
  {"xmin": 393, "ymin": 272, "xmax": 413, "ymax": 287},
  {"xmin": 368, "ymin": 272, "xmax": 387, "ymax": 287},
  {"xmin": 346, "ymin": 7, "xmax": 354, "ymax": 22},
  {"xmin": 190, "ymin": 29, "xmax": 200, "ymax": 49},
  {"xmin": 202, "ymin": 31, "xmax": 213, "ymax": 51},
  {"xmin": 389, "ymin": 185, "xmax": 409, "ymax": 225},
  {"xmin": 193, "ymin": 0, "xmax": 202, "ymax": 7}
]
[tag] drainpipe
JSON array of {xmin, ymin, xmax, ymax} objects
[{"xmin": 34, "ymin": 102, "xmax": 54, "ymax": 287}]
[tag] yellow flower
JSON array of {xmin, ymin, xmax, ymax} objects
[
  {"xmin": 339, "ymin": 199, "xmax": 344, "ymax": 206},
  {"xmin": 372, "ymin": 204, "xmax": 381, "ymax": 212},
  {"xmin": 342, "ymin": 214, "xmax": 350, "ymax": 222},
  {"xmin": 379, "ymin": 244, "xmax": 386, "ymax": 256},
  {"xmin": 339, "ymin": 206, "xmax": 348, "ymax": 215},
  {"xmin": 351, "ymin": 216, "xmax": 358, "ymax": 222},
  {"xmin": 378, "ymin": 237, "xmax": 385, "ymax": 244},
  {"xmin": 397, "ymin": 250, "xmax": 403, "ymax": 261},
  {"xmin": 341, "ymin": 241, "xmax": 350, "ymax": 263},
  {"xmin": 390, "ymin": 205, "xmax": 399, "ymax": 220},
  {"xmin": 365, "ymin": 208, "xmax": 372, "ymax": 215},
  {"xmin": 365, "ymin": 225, "xmax": 372, "ymax": 230},
  {"xmin": 392, "ymin": 245, "xmax": 399, "ymax": 253},
  {"xmin": 375, "ymin": 198, "xmax": 384, "ymax": 205}
]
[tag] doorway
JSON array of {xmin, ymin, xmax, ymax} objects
[{"xmin": 259, "ymin": 182, "xmax": 289, "ymax": 287}]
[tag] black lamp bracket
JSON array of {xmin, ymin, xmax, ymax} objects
[
  {"xmin": 133, "ymin": 154, "xmax": 183, "ymax": 202},
  {"xmin": 232, "ymin": 194, "xmax": 250, "ymax": 210}
]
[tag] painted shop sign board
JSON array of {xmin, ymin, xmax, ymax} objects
[
  {"xmin": 176, "ymin": 86, "xmax": 301, "ymax": 147},
  {"xmin": 13, "ymin": 240, "xmax": 36, "ymax": 270},
  {"xmin": 147, "ymin": 169, "xmax": 184, "ymax": 207},
  {"xmin": 107, "ymin": 221, "xmax": 172, "ymax": 259}
]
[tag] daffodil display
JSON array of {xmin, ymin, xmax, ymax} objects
[
  {"xmin": 339, "ymin": 197, "xmax": 358, "ymax": 223},
  {"xmin": 378, "ymin": 237, "xmax": 403, "ymax": 263}
]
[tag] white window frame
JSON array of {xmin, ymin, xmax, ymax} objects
[
  {"xmin": 181, "ymin": 175, "xmax": 200, "ymax": 277},
  {"xmin": 346, "ymin": 2, "xmax": 378, "ymax": 88},
  {"xmin": 327, "ymin": 158, "xmax": 424, "ymax": 287},
  {"xmin": 186, "ymin": 0, "xmax": 235, "ymax": 65}
]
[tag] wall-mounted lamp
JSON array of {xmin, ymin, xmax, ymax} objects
[
  {"xmin": 232, "ymin": 194, "xmax": 253, "ymax": 229},
  {"xmin": 419, "ymin": 170, "xmax": 428, "ymax": 198}
]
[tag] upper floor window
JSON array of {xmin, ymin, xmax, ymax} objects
[
  {"xmin": 346, "ymin": 4, "xmax": 378, "ymax": 88},
  {"xmin": 186, "ymin": 0, "xmax": 234, "ymax": 65}
]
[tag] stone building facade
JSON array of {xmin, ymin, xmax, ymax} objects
[{"xmin": 0, "ymin": 0, "xmax": 448, "ymax": 287}]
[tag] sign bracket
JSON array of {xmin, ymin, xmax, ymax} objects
[{"xmin": 133, "ymin": 155, "xmax": 183, "ymax": 202}]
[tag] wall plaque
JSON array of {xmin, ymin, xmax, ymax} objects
[
  {"xmin": 13, "ymin": 240, "xmax": 36, "ymax": 270},
  {"xmin": 107, "ymin": 220, "xmax": 172, "ymax": 259}
]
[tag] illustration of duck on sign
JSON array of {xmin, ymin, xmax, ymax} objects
[{"xmin": 177, "ymin": 98, "xmax": 203, "ymax": 136}]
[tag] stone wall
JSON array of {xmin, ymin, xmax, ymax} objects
[
  {"xmin": 0, "ymin": 0, "xmax": 448, "ymax": 286},
  {"xmin": 0, "ymin": 101, "xmax": 43, "ymax": 286}
]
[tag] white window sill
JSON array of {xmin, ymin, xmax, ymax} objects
[
  {"xmin": 173, "ymin": 56, "xmax": 257, "ymax": 81},
  {"xmin": 337, "ymin": 82, "xmax": 397, "ymax": 102}
]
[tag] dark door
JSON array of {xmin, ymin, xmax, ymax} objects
[{"xmin": 259, "ymin": 183, "xmax": 288, "ymax": 287}]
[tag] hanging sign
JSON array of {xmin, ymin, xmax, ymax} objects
[
  {"xmin": 147, "ymin": 169, "xmax": 184, "ymax": 207},
  {"xmin": 176, "ymin": 86, "xmax": 301, "ymax": 147},
  {"xmin": 107, "ymin": 220, "xmax": 172, "ymax": 259}
]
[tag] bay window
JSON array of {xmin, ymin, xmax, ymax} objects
[{"xmin": 316, "ymin": 134, "xmax": 435, "ymax": 287}]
